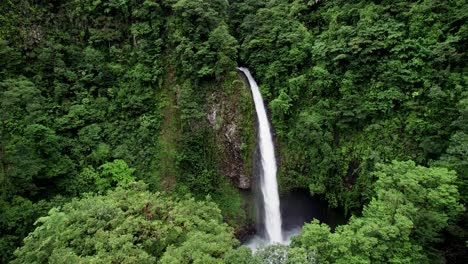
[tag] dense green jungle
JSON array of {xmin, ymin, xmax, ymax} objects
[{"xmin": 0, "ymin": 0, "xmax": 467, "ymax": 263}]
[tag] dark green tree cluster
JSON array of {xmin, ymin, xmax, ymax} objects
[
  {"xmin": 12, "ymin": 182, "xmax": 238, "ymax": 264},
  {"xmin": 291, "ymin": 161, "xmax": 463, "ymax": 263}
]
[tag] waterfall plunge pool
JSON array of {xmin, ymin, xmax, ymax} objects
[{"xmin": 244, "ymin": 189, "xmax": 347, "ymax": 250}]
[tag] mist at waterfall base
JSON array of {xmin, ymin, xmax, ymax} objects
[{"xmin": 245, "ymin": 190, "xmax": 347, "ymax": 250}]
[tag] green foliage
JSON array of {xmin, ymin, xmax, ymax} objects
[
  {"xmin": 160, "ymin": 230, "xmax": 234, "ymax": 264},
  {"xmin": 12, "ymin": 182, "xmax": 238, "ymax": 263},
  {"xmin": 374, "ymin": 161, "xmax": 464, "ymax": 247},
  {"xmin": 0, "ymin": 39, "xmax": 21, "ymax": 78},
  {"xmin": 223, "ymin": 246, "xmax": 260, "ymax": 264},
  {"xmin": 432, "ymin": 90, "xmax": 468, "ymax": 204},
  {"xmin": 166, "ymin": 0, "xmax": 238, "ymax": 80},
  {"xmin": 213, "ymin": 180, "xmax": 247, "ymax": 229},
  {"xmin": 95, "ymin": 159, "xmax": 136, "ymax": 192},
  {"xmin": 291, "ymin": 161, "xmax": 464, "ymax": 263},
  {"xmin": 0, "ymin": 0, "xmax": 213, "ymax": 191},
  {"xmin": 0, "ymin": 195, "xmax": 68, "ymax": 263},
  {"xmin": 0, "ymin": 196, "xmax": 45, "ymax": 263}
]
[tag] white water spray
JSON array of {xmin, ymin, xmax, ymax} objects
[{"xmin": 238, "ymin": 67, "xmax": 282, "ymax": 243}]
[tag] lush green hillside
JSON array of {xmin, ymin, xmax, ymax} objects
[
  {"xmin": 238, "ymin": 0, "xmax": 467, "ymax": 213},
  {"xmin": 0, "ymin": 0, "xmax": 466, "ymax": 263}
]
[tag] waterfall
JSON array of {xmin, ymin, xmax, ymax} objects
[{"xmin": 238, "ymin": 67, "xmax": 283, "ymax": 243}]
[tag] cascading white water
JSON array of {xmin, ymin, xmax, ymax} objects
[{"xmin": 238, "ymin": 67, "xmax": 283, "ymax": 243}]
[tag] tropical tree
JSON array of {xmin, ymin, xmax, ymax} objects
[
  {"xmin": 12, "ymin": 182, "xmax": 238, "ymax": 263},
  {"xmin": 291, "ymin": 161, "xmax": 464, "ymax": 263}
]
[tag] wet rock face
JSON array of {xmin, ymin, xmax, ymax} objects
[
  {"xmin": 206, "ymin": 81, "xmax": 254, "ymax": 189},
  {"xmin": 223, "ymin": 121, "xmax": 250, "ymax": 189}
]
